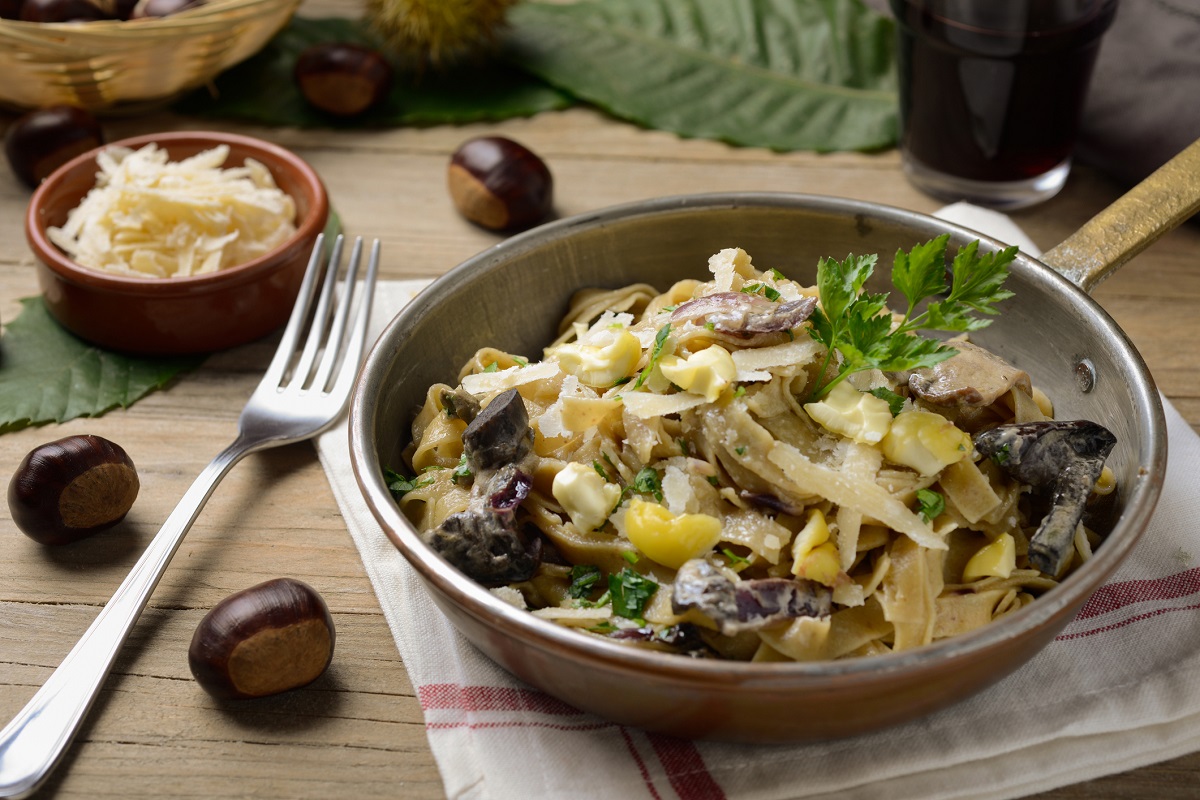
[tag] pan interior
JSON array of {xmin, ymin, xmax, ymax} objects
[{"xmin": 361, "ymin": 193, "xmax": 1161, "ymax": 678}]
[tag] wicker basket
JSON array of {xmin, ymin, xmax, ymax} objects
[{"xmin": 0, "ymin": 0, "xmax": 300, "ymax": 112}]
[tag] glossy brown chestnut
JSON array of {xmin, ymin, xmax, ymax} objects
[
  {"xmin": 293, "ymin": 43, "xmax": 393, "ymax": 117},
  {"xmin": 188, "ymin": 578, "xmax": 336, "ymax": 699},
  {"xmin": 7, "ymin": 435, "xmax": 139, "ymax": 546},
  {"xmin": 447, "ymin": 136, "xmax": 553, "ymax": 232},
  {"xmin": 128, "ymin": 0, "xmax": 203, "ymax": 17},
  {"xmin": 5, "ymin": 105, "xmax": 105, "ymax": 190},
  {"xmin": 18, "ymin": 0, "xmax": 110, "ymax": 22}
]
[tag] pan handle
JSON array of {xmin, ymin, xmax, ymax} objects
[{"xmin": 1039, "ymin": 138, "xmax": 1200, "ymax": 294}]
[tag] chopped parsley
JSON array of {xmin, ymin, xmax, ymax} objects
[
  {"xmin": 482, "ymin": 361, "xmax": 500, "ymax": 373},
  {"xmin": 592, "ymin": 460, "xmax": 611, "ymax": 481},
  {"xmin": 869, "ymin": 386, "xmax": 906, "ymax": 417},
  {"xmin": 991, "ymin": 443, "xmax": 1011, "ymax": 465},
  {"xmin": 740, "ymin": 282, "xmax": 782, "ymax": 302},
  {"xmin": 633, "ymin": 324, "xmax": 672, "ymax": 390},
  {"xmin": 707, "ymin": 475, "xmax": 720, "ymax": 487},
  {"xmin": 705, "ymin": 321, "xmax": 716, "ymax": 331},
  {"xmin": 609, "ymin": 567, "xmax": 658, "ymax": 620},
  {"xmin": 568, "ymin": 565, "xmax": 603, "ymax": 599},
  {"xmin": 621, "ymin": 550, "xmax": 640, "ymax": 565},
  {"xmin": 733, "ymin": 385, "xmax": 746, "ymax": 398},
  {"xmin": 735, "ymin": 446, "xmax": 747, "ymax": 456},
  {"xmin": 677, "ymin": 438, "xmax": 691, "ymax": 456},
  {"xmin": 808, "ymin": 235, "xmax": 1016, "ymax": 400},
  {"xmin": 631, "ymin": 466, "xmax": 663, "ymax": 502},
  {"xmin": 512, "ymin": 356, "xmax": 528, "ymax": 368},
  {"xmin": 916, "ymin": 488, "xmax": 946, "ymax": 523},
  {"xmin": 721, "ymin": 548, "xmax": 750, "ymax": 566},
  {"xmin": 452, "ymin": 453, "xmax": 473, "ymax": 483},
  {"xmin": 770, "ymin": 268, "xmax": 787, "ymax": 281},
  {"xmin": 384, "ymin": 468, "xmax": 433, "ymax": 500}
]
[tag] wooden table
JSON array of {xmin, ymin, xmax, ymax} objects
[{"xmin": 2, "ymin": 8, "xmax": 1199, "ymax": 797}]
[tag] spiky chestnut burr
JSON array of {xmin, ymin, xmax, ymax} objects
[{"xmin": 364, "ymin": 0, "xmax": 519, "ymax": 70}]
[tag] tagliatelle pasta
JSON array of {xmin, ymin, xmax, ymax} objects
[{"xmin": 391, "ymin": 245, "xmax": 1117, "ymax": 662}]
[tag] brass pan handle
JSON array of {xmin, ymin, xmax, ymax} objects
[{"xmin": 1040, "ymin": 138, "xmax": 1200, "ymax": 293}]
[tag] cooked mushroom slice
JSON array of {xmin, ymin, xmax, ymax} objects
[
  {"xmin": 462, "ymin": 388, "xmax": 533, "ymax": 471},
  {"xmin": 739, "ymin": 490, "xmax": 806, "ymax": 517},
  {"xmin": 440, "ymin": 386, "xmax": 481, "ymax": 423},
  {"xmin": 426, "ymin": 507, "xmax": 538, "ymax": 585},
  {"xmin": 974, "ymin": 420, "xmax": 1117, "ymax": 576},
  {"xmin": 609, "ymin": 622, "xmax": 711, "ymax": 656},
  {"xmin": 485, "ymin": 464, "xmax": 532, "ymax": 512},
  {"xmin": 907, "ymin": 340, "xmax": 1032, "ymax": 407},
  {"xmin": 671, "ymin": 292, "xmax": 817, "ymax": 338},
  {"xmin": 671, "ymin": 559, "xmax": 831, "ymax": 636}
]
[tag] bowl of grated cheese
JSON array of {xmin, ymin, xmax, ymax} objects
[{"xmin": 25, "ymin": 130, "xmax": 329, "ymax": 355}]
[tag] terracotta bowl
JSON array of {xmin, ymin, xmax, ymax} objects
[
  {"xmin": 25, "ymin": 131, "xmax": 328, "ymax": 355},
  {"xmin": 348, "ymin": 193, "xmax": 1163, "ymax": 742}
]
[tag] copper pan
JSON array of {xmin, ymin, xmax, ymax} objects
[{"xmin": 349, "ymin": 140, "xmax": 1200, "ymax": 742}]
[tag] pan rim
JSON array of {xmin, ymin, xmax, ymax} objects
[{"xmin": 351, "ymin": 190, "xmax": 1167, "ymax": 688}]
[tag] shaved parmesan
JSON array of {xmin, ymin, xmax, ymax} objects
[
  {"xmin": 732, "ymin": 338, "xmax": 823, "ymax": 374},
  {"xmin": 47, "ymin": 143, "xmax": 297, "ymax": 279},
  {"xmin": 462, "ymin": 360, "xmax": 560, "ymax": 396},
  {"xmin": 620, "ymin": 391, "xmax": 708, "ymax": 419},
  {"xmin": 708, "ymin": 247, "xmax": 753, "ymax": 292}
]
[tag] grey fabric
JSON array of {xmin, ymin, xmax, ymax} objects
[{"xmin": 1076, "ymin": 0, "xmax": 1200, "ymax": 185}]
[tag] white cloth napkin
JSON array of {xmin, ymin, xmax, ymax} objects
[{"xmin": 315, "ymin": 208, "xmax": 1200, "ymax": 800}]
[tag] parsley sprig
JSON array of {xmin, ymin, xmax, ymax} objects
[{"xmin": 808, "ymin": 235, "xmax": 1016, "ymax": 400}]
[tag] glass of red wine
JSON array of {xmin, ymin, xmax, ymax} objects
[{"xmin": 890, "ymin": 0, "xmax": 1119, "ymax": 209}]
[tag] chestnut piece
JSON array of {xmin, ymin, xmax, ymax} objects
[
  {"xmin": 293, "ymin": 43, "xmax": 393, "ymax": 117},
  {"xmin": 188, "ymin": 578, "xmax": 336, "ymax": 699},
  {"xmin": 7, "ymin": 435, "xmax": 139, "ymax": 546},
  {"xmin": 448, "ymin": 136, "xmax": 553, "ymax": 232},
  {"xmin": 128, "ymin": 0, "xmax": 203, "ymax": 17},
  {"xmin": 18, "ymin": 0, "xmax": 110, "ymax": 22},
  {"xmin": 5, "ymin": 105, "xmax": 105, "ymax": 190}
]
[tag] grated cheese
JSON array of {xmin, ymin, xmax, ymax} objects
[
  {"xmin": 620, "ymin": 391, "xmax": 708, "ymax": 420},
  {"xmin": 47, "ymin": 143, "xmax": 297, "ymax": 279}
]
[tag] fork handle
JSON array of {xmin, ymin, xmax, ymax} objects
[{"xmin": 0, "ymin": 436, "xmax": 255, "ymax": 799}]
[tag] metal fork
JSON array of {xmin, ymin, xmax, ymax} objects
[{"xmin": 0, "ymin": 234, "xmax": 380, "ymax": 799}]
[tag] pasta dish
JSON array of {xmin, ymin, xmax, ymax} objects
[{"xmin": 390, "ymin": 238, "xmax": 1116, "ymax": 662}]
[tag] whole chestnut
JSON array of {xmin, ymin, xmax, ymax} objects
[
  {"xmin": 293, "ymin": 43, "xmax": 393, "ymax": 117},
  {"xmin": 18, "ymin": 0, "xmax": 110, "ymax": 22},
  {"xmin": 188, "ymin": 578, "xmax": 336, "ymax": 699},
  {"xmin": 5, "ymin": 105, "xmax": 105, "ymax": 190},
  {"xmin": 7, "ymin": 435, "xmax": 139, "ymax": 546},
  {"xmin": 447, "ymin": 136, "xmax": 553, "ymax": 232},
  {"xmin": 128, "ymin": 0, "xmax": 203, "ymax": 17}
]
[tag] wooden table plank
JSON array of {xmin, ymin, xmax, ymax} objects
[{"xmin": 1, "ymin": 8, "xmax": 1198, "ymax": 796}]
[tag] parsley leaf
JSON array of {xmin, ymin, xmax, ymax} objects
[
  {"xmin": 632, "ymin": 466, "xmax": 663, "ymax": 502},
  {"xmin": 869, "ymin": 386, "xmax": 906, "ymax": 417},
  {"xmin": 808, "ymin": 237, "xmax": 1015, "ymax": 399},
  {"xmin": 916, "ymin": 488, "xmax": 945, "ymax": 522},
  {"xmin": 568, "ymin": 565, "xmax": 602, "ymax": 599},
  {"xmin": 482, "ymin": 361, "xmax": 500, "ymax": 373},
  {"xmin": 609, "ymin": 567, "xmax": 658, "ymax": 620},
  {"xmin": 452, "ymin": 453, "xmax": 473, "ymax": 483},
  {"xmin": 633, "ymin": 323, "xmax": 672, "ymax": 390},
  {"xmin": 385, "ymin": 468, "xmax": 433, "ymax": 500}
]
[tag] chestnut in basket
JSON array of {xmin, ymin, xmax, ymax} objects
[
  {"xmin": 8, "ymin": 435, "xmax": 140, "ymax": 546},
  {"xmin": 448, "ymin": 136, "xmax": 554, "ymax": 232},
  {"xmin": 19, "ymin": 0, "xmax": 110, "ymax": 21},
  {"xmin": 129, "ymin": 0, "xmax": 203, "ymax": 18},
  {"xmin": 5, "ymin": 105, "xmax": 105, "ymax": 190},
  {"xmin": 294, "ymin": 43, "xmax": 393, "ymax": 117},
  {"xmin": 189, "ymin": 578, "xmax": 336, "ymax": 699}
]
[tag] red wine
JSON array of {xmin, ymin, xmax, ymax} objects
[{"xmin": 891, "ymin": 0, "xmax": 1117, "ymax": 183}]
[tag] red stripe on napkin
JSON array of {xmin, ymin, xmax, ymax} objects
[
  {"xmin": 1075, "ymin": 567, "xmax": 1200, "ymax": 620},
  {"xmin": 1057, "ymin": 601, "xmax": 1200, "ymax": 641},
  {"xmin": 418, "ymin": 683, "xmax": 582, "ymax": 716},
  {"xmin": 647, "ymin": 734, "xmax": 727, "ymax": 800},
  {"xmin": 620, "ymin": 728, "xmax": 665, "ymax": 800}
]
